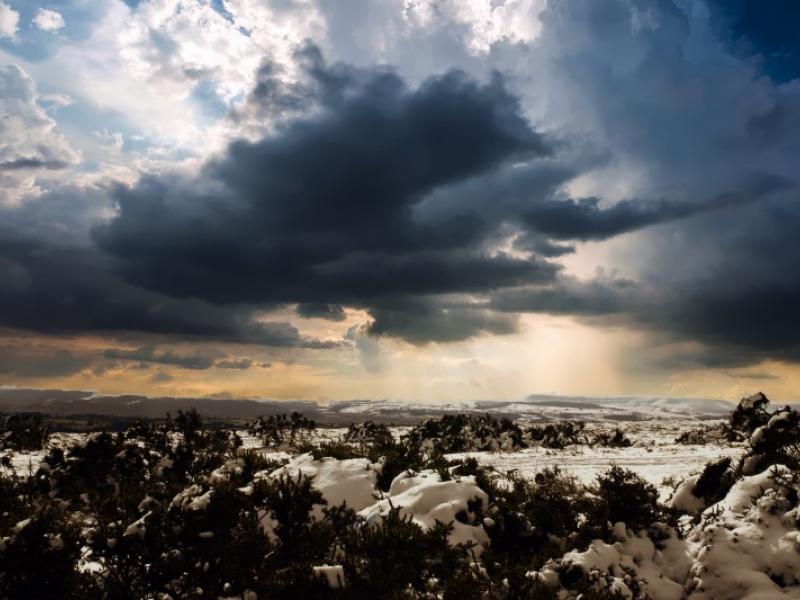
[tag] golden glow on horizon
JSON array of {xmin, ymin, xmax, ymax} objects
[{"xmin": 1, "ymin": 317, "xmax": 797, "ymax": 403}]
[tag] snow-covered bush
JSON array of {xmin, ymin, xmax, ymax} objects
[
  {"xmin": 406, "ymin": 414, "xmax": 527, "ymax": 454},
  {"xmin": 0, "ymin": 504, "xmax": 87, "ymax": 599},
  {"xmin": 694, "ymin": 392, "xmax": 800, "ymax": 478},
  {"xmin": 669, "ymin": 456, "xmax": 737, "ymax": 516},
  {"xmin": 476, "ymin": 465, "xmax": 585, "ymax": 572},
  {"xmin": 682, "ymin": 465, "xmax": 800, "ymax": 599},
  {"xmin": 0, "ymin": 412, "xmax": 50, "ymax": 450},
  {"xmin": 675, "ymin": 423, "xmax": 740, "ymax": 445},
  {"xmin": 583, "ymin": 466, "xmax": 674, "ymax": 541},
  {"xmin": 6, "ymin": 399, "xmax": 800, "ymax": 599},
  {"xmin": 591, "ymin": 428, "xmax": 633, "ymax": 448},
  {"xmin": 727, "ymin": 391, "xmax": 771, "ymax": 438},
  {"xmin": 248, "ymin": 412, "xmax": 316, "ymax": 450},
  {"xmin": 676, "ymin": 392, "xmax": 773, "ymax": 446},
  {"xmin": 742, "ymin": 403, "xmax": 800, "ymax": 475},
  {"xmin": 344, "ymin": 421, "xmax": 394, "ymax": 451},
  {"xmin": 526, "ymin": 420, "xmax": 588, "ymax": 449}
]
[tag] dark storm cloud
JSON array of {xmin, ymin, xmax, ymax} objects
[
  {"xmin": 86, "ymin": 54, "xmax": 568, "ymax": 344},
  {"xmin": 478, "ymin": 0, "xmax": 800, "ymax": 369},
  {"xmin": 215, "ymin": 358, "xmax": 255, "ymax": 370},
  {"xmin": 95, "ymin": 61, "xmax": 551, "ymax": 309},
  {"xmin": 519, "ymin": 174, "xmax": 790, "ymax": 241},
  {"xmin": 4, "ymin": 4, "xmax": 800, "ymax": 364},
  {"xmin": 89, "ymin": 42, "xmax": 798, "ymax": 350},
  {"xmin": 0, "ymin": 347, "xmax": 90, "ymax": 378},
  {"xmin": 150, "ymin": 371, "xmax": 174, "ymax": 383},
  {"xmin": 230, "ymin": 56, "xmax": 313, "ymax": 125},
  {"xmin": 103, "ymin": 346, "xmax": 219, "ymax": 370},
  {"xmin": 296, "ymin": 303, "xmax": 347, "ymax": 321},
  {"xmin": 726, "ymin": 371, "xmax": 779, "ymax": 381},
  {"xmin": 490, "ymin": 274, "xmax": 636, "ymax": 316},
  {"xmin": 103, "ymin": 346, "xmax": 258, "ymax": 370},
  {"xmin": 492, "ymin": 192, "xmax": 800, "ymax": 367},
  {"xmin": 0, "ymin": 225, "xmax": 333, "ymax": 348},
  {"xmin": 97, "ymin": 48, "xmax": 741, "ymax": 346},
  {"xmin": 646, "ymin": 266, "xmax": 800, "ymax": 364},
  {"xmin": 366, "ymin": 298, "xmax": 518, "ymax": 344}
]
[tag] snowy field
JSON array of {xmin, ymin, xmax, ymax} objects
[
  {"xmin": 443, "ymin": 421, "xmax": 743, "ymax": 498},
  {"xmin": 3, "ymin": 421, "xmax": 741, "ymax": 495},
  {"xmin": 237, "ymin": 420, "xmax": 743, "ymax": 500}
]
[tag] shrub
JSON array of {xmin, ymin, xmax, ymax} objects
[
  {"xmin": 526, "ymin": 421, "xmax": 587, "ymax": 449},
  {"xmin": 344, "ymin": 421, "xmax": 395, "ymax": 453},
  {"xmin": 727, "ymin": 392, "xmax": 771, "ymax": 437},
  {"xmin": 0, "ymin": 412, "xmax": 50, "ymax": 450},
  {"xmin": 249, "ymin": 412, "xmax": 316, "ymax": 449},
  {"xmin": 714, "ymin": 392, "xmax": 800, "ymax": 476},
  {"xmin": 591, "ymin": 429, "xmax": 633, "ymax": 448},
  {"xmin": 340, "ymin": 508, "xmax": 471, "ymax": 597},
  {"xmin": 743, "ymin": 404, "xmax": 800, "ymax": 473},
  {"xmin": 0, "ymin": 505, "xmax": 87, "ymax": 599},
  {"xmin": 580, "ymin": 465, "xmax": 667, "ymax": 541},
  {"xmin": 692, "ymin": 456, "xmax": 736, "ymax": 505},
  {"xmin": 0, "ymin": 412, "xmax": 690, "ymax": 599},
  {"xmin": 480, "ymin": 467, "xmax": 583, "ymax": 571},
  {"xmin": 308, "ymin": 441, "xmax": 364, "ymax": 461},
  {"xmin": 406, "ymin": 414, "xmax": 526, "ymax": 453},
  {"xmin": 676, "ymin": 423, "xmax": 741, "ymax": 445}
]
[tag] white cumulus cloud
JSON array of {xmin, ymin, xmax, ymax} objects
[
  {"xmin": 33, "ymin": 8, "xmax": 65, "ymax": 32},
  {"xmin": 0, "ymin": 1, "xmax": 19, "ymax": 39},
  {"xmin": 0, "ymin": 64, "xmax": 80, "ymax": 203}
]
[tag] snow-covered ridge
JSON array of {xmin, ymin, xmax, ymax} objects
[
  {"xmin": 322, "ymin": 394, "xmax": 735, "ymax": 422},
  {"xmin": 0, "ymin": 388, "xmax": 736, "ymax": 422}
]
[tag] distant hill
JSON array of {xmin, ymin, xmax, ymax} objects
[{"xmin": 0, "ymin": 387, "xmax": 736, "ymax": 425}]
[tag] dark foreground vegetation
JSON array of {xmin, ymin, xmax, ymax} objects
[{"xmin": 0, "ymin": 393, "xmax": 797, "ymax": 599}]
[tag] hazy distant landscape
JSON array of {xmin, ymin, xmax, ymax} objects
[{"xmin": 0, "ymin": 387, "xmax": 735, "ymax": 424}]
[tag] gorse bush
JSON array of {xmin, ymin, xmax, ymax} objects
[
  {"xmin": 728, "ymin": 391, "xmax": 771, "ymax": 437},
  {"xmin": 1, "ymin": 408, "xmax": 742, "ymax": 599},
  {"xmin": 0, "ymin": 412, "xmax": 50, "ymax": 450},
  {"xmin": 3, "ymin": 410, "xmax": 495, "ymax": 599},
  {"xmin": 248, "ymin": 412, "xmax": 316, "ymax": 449},
  {"xmin": 406, "ymin": 414, "xmax": 526, "ymax": 453},
  {"xmin": 527, "ymin": 421, "xmax": 588, "ymax": 449},
  {"xmin": 670, "ymin": 392, "xmax": 800, "ymax": 517},
  {"xmin": 740, "ymin": 399, "xmax": 800, "ymax": 475},
  {"xmin": 582, "ymin": 465, "xmax": 667, "ymax": 539},
  {"xmin": 590, "ymin": 429, "xmax": 633, "ymax": 448},
  {"xmin": 701, "ymin": 392, "xmax": 800, "ymax": 477}
]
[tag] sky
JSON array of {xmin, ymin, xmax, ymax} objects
[{"xmin": 0, "ymin": 0, "xmax": 798, "ymax": 403}]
